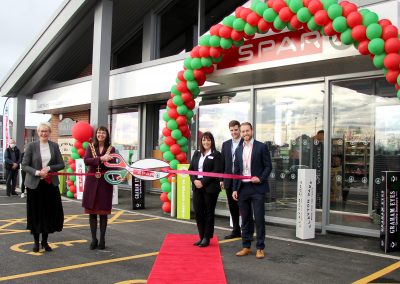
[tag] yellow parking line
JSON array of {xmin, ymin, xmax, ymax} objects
[
  {"xmin": 109, "ymin": 210, "xmax": 125, "ymax": 224},
  {"xmin": 0, "ymin": 251, "xmax": 159, "ymax": 281},
  {"xmin": 352, "ymin": 261, "xmax": 400, "ymax": 284}
]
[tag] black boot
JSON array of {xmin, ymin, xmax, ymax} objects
[
  {"xmin": 199, "ymin": 238, "xmax": 210, "ymax": 247},
  {"xmin": 89, "ymin": 214, "xmax": 98, "ymax": 250},
  {"xmin": 41, "ymin": 233, "xmax": 52, "ymax": 251},
  {"xmin": 33, "ymin": 233, "xmax": 40, "ymax": 252},
  {"xmin": 99, "ymin": 215, "xmax": 108, "ymax": 249}
]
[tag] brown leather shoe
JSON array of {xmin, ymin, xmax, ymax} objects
[
  {"xmin": 256, "ymin": 249, "xmax": 264, "ymax": 259},
  {"xmin": 235, "ymin": 248, "xmax": 252, "ymax": 256}
]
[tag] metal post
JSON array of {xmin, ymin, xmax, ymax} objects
[{"xmin": 171, "ymin": 176, "xmax": 177, "ymax": 217}]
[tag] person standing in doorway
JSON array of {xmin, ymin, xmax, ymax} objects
[
  {"xmin": 232, "ymin": 122, "xmax": 272, "ymax": 259},
  {"xmin": 4, "ymin": 139, "xmax": 21, "ymax": 196},
  {"xmin": 220, "ymin": 120, "xmax": 243, "ymax": 239}
]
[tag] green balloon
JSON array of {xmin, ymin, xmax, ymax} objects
[
  {"xmin": 397, "ymin": 74, "xmax": 400, "ymax": 86},
  {"xmin": 373, "ymin": 53, "xmax": 386, "ymax": 69},
  {"xmin": 82, "ymin": 142, "xmax": 89, "ymax": 150},
  {"xmin": 397, "ymin": 90, "xmax": 400, "ymax": 100},
  {"xmin": 340, "ymin": 28, "xmax": 354, "ymax": 45},
  {"xmin": 162, "ymin": 111, "xmax": 170, "ymax": 122},
  {"xmin": 233, "ymin": 39, "xmax": 245, "ymax": 47},
  {"xmin": 358, "ymin": 9, "xmax": 369, "ymax": 17},
  {"xmin": 209, "ymin": 35, "xmax": 221, "ymax": 47},
  {"xmin": 222, "ymin": 15, "xmax": 235, "ymax": 27},
  {"xmin": 199, "ymin": 34, "xmax": 210, "ymax": 46},
  {"xmin": 220, "ymin": 38, "xmax": 233, "ymax": 49},
  {"xmin": 212, "ymin": 56, "xmax": 222, "ymax": 63},
  {"xmin": 177, "ymin": 137, "xmax": 188, "ymax": 146},
  {"xmin": 322, "ymin": 0, "xmax": 337, "ymax": 10},
  {"xmin": 201, "ymin": 57, "xmax": 213, "ymax": 67},
  {"xmin": 368, "ymin": 38, "xmax": 385, "ymax": 55},
  {"xmin": 67, "ymin": 168, "xmax": 73, "ymax": 173},
  {"xmin": 171, "ymin": 129, "xmax": 183, "ymax": 140},
  {"xmin": 170, "ymin": 159, "xmax": 179, "ymax": 170},
  {"xmin": 183, "ymin": 70, "xmax": 194, "ymax": 81},
  {"xmin": 307, "ymin": 17, "xmax": 319, "ymax": 31},
  {"xmin": 327, "ymin": 4, "xmax": 342, "ymax": 20},
  {"xmin": 191, "ymin": 58, "xmax": 202, "ymax": 69},
  {"xmin": 171, "ymin": 85, "xmax": 181, "ymax": 96},
  {"xmin": 232, "ymin": 18, "xmax": 246, "ymax": 31},
  {"xmin": 244, "ymin": 23, "xmax": 257, "ymax": 36},
  {"xmin": 70, "ymin": 175, "xmax": 76, "ymax": 182},
  {"xmin": 255, "ymin": 2, "xmax": 267, "ymax": 16},
  {"xmin": 167, "ymin": 119, "xmax": 178, "ymax": 130},
  {"xmin": 167, "ymin": 191, "xmax": 172, "ymax": 201},
  {"xmin": 191, "ymin": 88, "xmax": 200, "ymax": 98},
  {"xmin": 71, "ymin": 153, "xmax": 80, "ymax": 160},
  {"xmin": 66, "ymin": 191, "xmax": 74, "ymax": 198},
  {"xmin": 186, "ymin": 109, "xmax": 194, "ymax": 120},
  {"xmin": 289, "ymin": 0, "xmax": 303, "ymax": 13},
  {"xmin": 263, "ymin": 8, "xmax": 277, "ymax": 23},
  {"xmin": 71, "ymin": 146, "xmax": 77, "ymax": 153},
  {"xmin": 163, "ymin": 151, "xmax": 175, "ymax": 162},
  {"xmin": 273, "ymin": 17, "xmax": 287, "ymax": 30},
  {"xmin": 297, "ymin": 7, "xmax": 312, "ymax": 23},
  {"xmin": 187, "ymin": 80, "xmax": 198, "ymax": 91},
  {"xmin": 362, "ymin": 11, "xmax": 378, "ymax": 26},
  {"xmin": 366, "ymin": 23, "xmax": 382, "ymax": 40},
  {"xmin": 332, "ymin": 16, "xmax": 348, "ymax": 33},
  {"xmin": 160, "ymin": 177, "xmax": 168, "ymax": 184},
  {"xmin": 172, "ymin": 94, "xmax": 184, "ymax": 106},
  {"xmin": 177, "ymin": 105, "xmax": 188, "ymax": 115},
  {"xmin": 181, "ymin": 145, "xmax": 188, "ymax": 153},
  {"xmin": 160, "ymin": 143, "xmax": 170, "ymax": 153},
  {"xmin": 183, "ymin": 58, "xmax": 192, "ymax": 69},
  {"xmin": 161, "ymin": 182, "xmax": 171, "ymax": 193}
]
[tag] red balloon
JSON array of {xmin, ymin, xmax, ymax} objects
[
  {"xmin": 346, "ymin": 12, "xmax": 362, "ymax": 28},
  {"xmin": 202, "ymin": 65, "xmax": 214, "ymax": 74},
  {"xmin": 71, "ymin": 121, "xmax": 93, "ymax": 142},
  {"xmin": 168, "ymin": 108, "xmax": 179, "ymax": 119},
  {"xmin": 167, "ymin": 99, "xmax": 176, "ymax": 109},
  {"xmin": 314, "ymin": 10, "xmax": 329, "ymax": 26},
  {"xmin": 175, "ymin": 152, "xmax": 187, "ymax": 163},
  {"xmin": 279, "ymin": 7, "xmax": 293, "ymax": 22},
  {"xmin": 164, "ymin": 136, "xmax": 176, "ymax": 146},
  {"xmin": 290, "ymin": 16, "xmax": 303, "ymax": 30},
  {"xmin": 239, "ymin": 8, "xmax": 252, "ymax": 21},
  {"xmin": 358, "ymin": 40, "xmax": 370, "ymax": 55},
  {"xmin": 176, "ymin": 81, "xmax": 188, "ymax": 93},
  {"xmin": 351, "ymin": 25, "xmax": 367, "ymax": 42},
  {"xmin": 199, "ymin": 46, "xmax": 210, "ymax": 57},
  {"xmin": 385, "ymin": 38, "xmax": 400, "ymax": 54},
  {"xmin": 162, "ymin": 201, "xmax": 171, "ymax": 213},
  {"xmin": 247, "ymin": 12, "xmax": 260, "ymax": 26},
  {"xmin": 383, "ymin": 53, "xmax": 400, "ymax": 70},
  {"xmin": 162, "ymin": 127, "xmax": 172, "ymax": 137},
  {"xmin": 342, "ymin": 3, "xmax": 357, "ymax": 17},
  {"xmin": 68, "ymin": 157, "xmax": 74, "ymax": 164},
  {"xmin": 193, "ymin": 70, "xmax": 206, "ymax": 84},
  {"xmin": 272, "ymin": 0, "xmax": 286, "ymax": 13},
  {"xmin": 179, "ymin": 124, "xmax": 189, "ymax": 133},
  {"xmin": 231, "ymin": 30, "xmax": 244, "ymax": 41},
  {"xmin": 170, "ymin": 144, "xmax": 181, "ymax": 155},
  {"xmin": 210, "ymin": 47, "xmax": 221, "ymax": 58},
  {"xmin": 235, "ymin": 7, "xmax": 244, "ymax": 17},
  {"xmin": 69, "ymin": 185, "xmax": 77, "ymax": 193},
  {"xmin": 210, "ymin": 24, "xmax": 222, "ymax": 36},
  {"xmin": 177, "ymin": 70, "xmax": 185, "ymax": 81},
  {"xmin": 160, "ymin": 192, "xmax": 169, "ymax": 202},
  {"xmin": 218, "ymin": 26, "xmax": 231, "ymax": 39},
  {"xmin": 323, "ymin": 22, "xmax": 336, "ymax": 37},
  {"xmin": 70, "ymin": 163, "xmax": 76, "ymax": 171},
  {"xmin": 67, "ymin": 180, "xmax": 74, "ymax": 186},
  {"xmin": 258, "ymin": 19, "xmax": 272, "ymax": 33},
  {"xmin": 378, "ymin": 19, "xmax": 392, "ymax": 27},
  {"xmin": 181, "ymin": 92, "xmax": 193, "ymax": 103},
  {"xmin": 190, "ymin": 46, "xmax": 200, "ymax": 58},
  {"xmin": 186, "ymin": 99, "xmax": 196, "ymax": 110},
  {"xmin": 382, "ymin": 25, "xmax": 398, "ymax": 40},
  {"xmin": 74, "ymin": 193, "xmax": 77, "ymax": 199},
  {"xmin": 176, "ymin": 115, "xmax": 187, "ymax": 126},
  {"xmin": 308, "ymin": 0, "xmax": 323, "ymax": 15},
  {"xmin": 78, "ymin": 148, "xmax": 85, "ymax": 157},
  {"xmin": 267, "ymin": 0, "xmax": 274, "ymax": 8},
  {"xmin": 182, "ymin": 130, "xmax": 191, "ymax": 138},
  {"xmin": 386, "ymin": 69, "xmax": 399, "ymax": 85},
  {"xmin": 74, "ymin": 140, "xmax": 82, "ymax": 149}
]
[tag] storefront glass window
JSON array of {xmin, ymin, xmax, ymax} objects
[
  {"xmin": 330, "ymin": 77, "xmax": 400, "ymax": 230},
  {"xmin": 256, "ymin": 83, "xmax": 324, "ymax": 221}
]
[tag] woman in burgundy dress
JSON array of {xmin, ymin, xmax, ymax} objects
[{"xmin": 82, "ymin": 126, "xmax": 115, "ymax": 250}]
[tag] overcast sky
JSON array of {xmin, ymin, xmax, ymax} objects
[{"xmin": 0, "ymin": 0, "xmax": 64, "ymax": 126}]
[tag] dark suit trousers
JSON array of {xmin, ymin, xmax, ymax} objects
[
  {"xmin": 225, "ymin": 186, "xmax": 241, "ymax": 235},
  {"xmin": 6, "ymin": 169, "xmax": 18, "ymax": 195},
  {"xmin": 193, "ymin": 188, "xmax": 219, "ymax": 239},
  {"xmin": 238, "ymin": 183, "xmax": 265, "ymax": 250}
]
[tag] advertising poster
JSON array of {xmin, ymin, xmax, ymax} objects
[
  {"xmin": 177, "ymin": 164, "xmax": 190, "ymax": 220},
  {"xmin": 296, "ymin": 169, "xmax": 316, "ymax": 240},
  {"xmin": 75, "ymin": 159, "xmax": 85, "ymax": 200},
  {"xmin": 132, "ymin": 177, "xmax": 145, "ymax": 209}
]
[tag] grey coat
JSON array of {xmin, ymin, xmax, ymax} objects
[{"xmin": 22, "ymin": 140, "xmax": 65, "ymax": 189}]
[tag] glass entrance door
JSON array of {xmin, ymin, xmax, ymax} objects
[{"xmin": 330, "ymin": 77, "xmax": 400, "ymax": 230}]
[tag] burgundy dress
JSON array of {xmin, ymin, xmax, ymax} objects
[{"xmin": 82, "ymin": 145, "xmax": 115, "ymax": 215}]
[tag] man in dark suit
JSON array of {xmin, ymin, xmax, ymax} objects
[
  {"xmin": 4, "ymin": 139, "xmax": 21, "ymax": 196},
  {"xmin": 233, "ymin": 122, "xmax": 272, "ymax": 259},
  {"xmin": 220, "ymin": 120, "xmax": 242, "ymax": 239}
]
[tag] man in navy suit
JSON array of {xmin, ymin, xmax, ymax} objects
[
  {"xmin": 220, "ymin": 120, "xmax": 242, "ymax": 239},
  {"xmin": 233, "ymin": 122, "xmax": 272, "ymax": 259}
]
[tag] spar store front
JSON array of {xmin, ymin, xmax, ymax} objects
[{"xmin": 191, "ymin": 25, "xmax": 400, "ymax": 237}]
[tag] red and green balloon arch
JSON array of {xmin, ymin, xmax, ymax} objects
[{"xmin": 158, "ymin": 0, "xmax": 400, "ymax": 213}]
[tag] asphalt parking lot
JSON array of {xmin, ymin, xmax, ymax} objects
[{"xmin": 0, "ymin": 186, "xmax": 399, "ymax": 284}]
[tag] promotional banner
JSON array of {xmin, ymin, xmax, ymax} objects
[
  {"xmin": 2, "ymin": 103, "xmax": 10, "ymax": 154},
  {"xmin": 132, "ymin": 177, "xmax": 145, "ymax": 209},
  {"xmin": 296, "ymin": 169, "xmax": 316, "ymax": 240},
  {"xmin": 177, "ymin": 164, "xmax": 190, "ymax": 220},
  {"xmin": 380, "ymin": 171, "xmax": 400, "ymax": 253},
  {"xmin": 75, "ymin": 159, "xmax": 85, "ymax": 200}
]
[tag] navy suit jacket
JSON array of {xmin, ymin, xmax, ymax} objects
[
  {"xmin": 220, "ymin": 138, "xmax": 243, "ymax": 189},
  {"xmin": 233, "ymin": 140, "xmax": 272, "ymax": 194}
]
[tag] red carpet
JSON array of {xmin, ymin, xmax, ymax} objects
[{"xmin": 147, "ymin": 234, "xmax": 226, "ymax": 284}]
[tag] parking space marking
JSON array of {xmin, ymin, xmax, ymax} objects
[
  {"xmin": 115, "ymin": 280, "xmax": 147, "ymax": 284},
  {"xmin": 0, "ymin": 251, "xmax": 159, "ymax": 281},
  {"xmin": 10, "ymin": 240, "xmax": 88, "ymax": 256},
  {"xmin": 352, "ymin": 261, "xmax": 400, "ymax": 284}
]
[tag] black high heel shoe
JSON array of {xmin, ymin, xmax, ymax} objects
[
  {"xmin": 198, "ymin": 238, "xmax": 210, "ymax": 247},
  {"xmin": 90, "ymin": 239, "xmax": 98, "ymax": 250},
  {"xmin": 98, "ymin": 240, "xmax": 105, "ymax": 250},
  {"xmin": 32, "ymin": 242, "xmax": 40, "ymax": 253},
  {"xmin": 41, "ymin": 241, "xmax": 52, "ymax": 252},
  {"xmin": 193, "ymin": 239, "xmax": 202, "ymax": 246}
]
